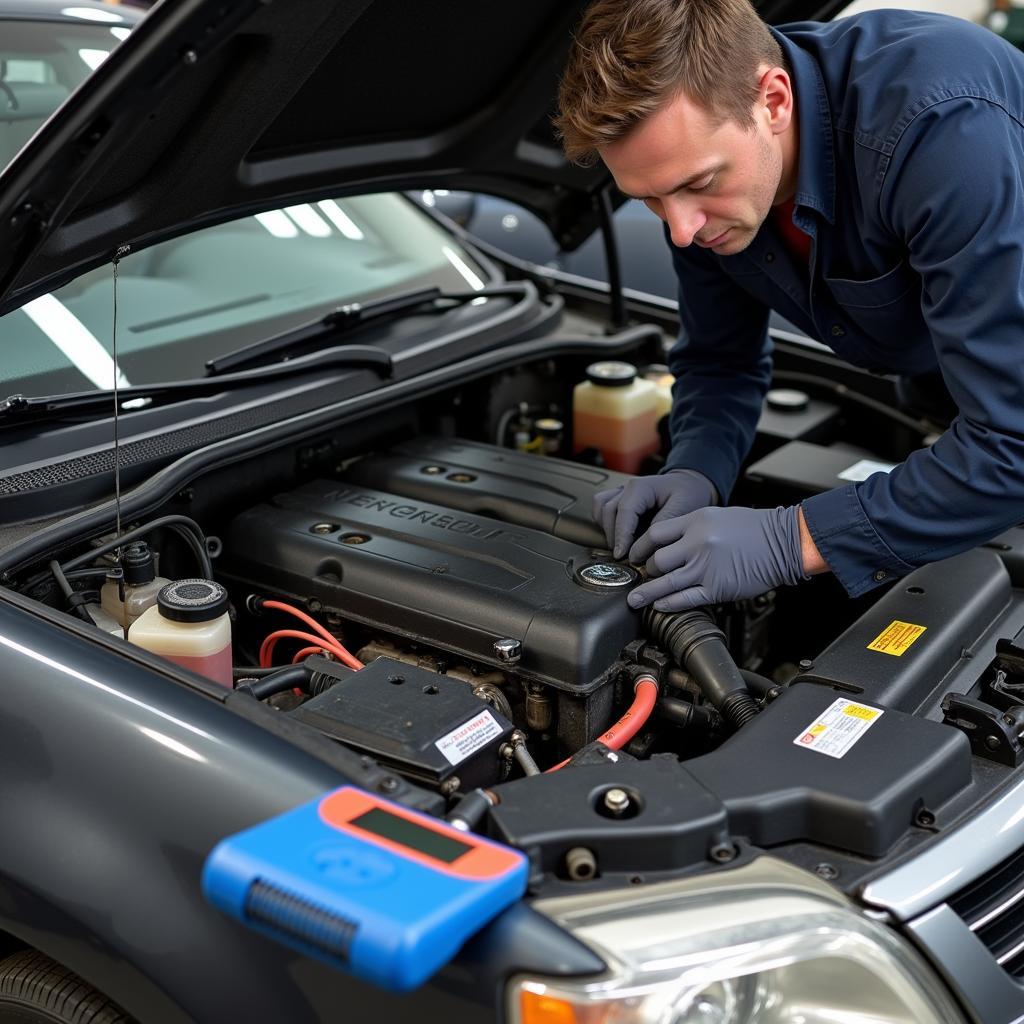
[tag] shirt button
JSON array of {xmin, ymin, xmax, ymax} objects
[
  {"xmin": 831, "ymin": 324, "xmax": 846, "ymax": 338},
  {"xmin": 873, "ymin": 570, "xmax": 887, "ymax": 582},
  {"xmin": 765, "ymin": 251, "xmax": 775, "ymax": 263}
]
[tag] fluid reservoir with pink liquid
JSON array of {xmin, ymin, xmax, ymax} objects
[
  {"xmin": 573, "ymin": 361, "xmax": 662, "ymax": 473},
  {"xmin": 128, "ymin": 579, "xmax": 233, "ymax": 688}
]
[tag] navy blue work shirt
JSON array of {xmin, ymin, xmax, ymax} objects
[{"xmin": 663, "ymin": 10, "xmax": 1024, "ymax": 597}]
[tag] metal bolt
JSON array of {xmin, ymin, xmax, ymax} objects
[
  {"xmin": 798, "ymin": 659, "xmax": 814, "ymax": 673},
  {"xmin": 307, "ymin": 599, "xmax": 323, "ymax": 613},
  {"xmin": 421, "ymin": 465, "xmax": 446, "ymax": 475},
  {"xmin": 814, "ymin": 862, "xmax": 839, "ymax": 880},
  {"xmin": 986, "ymin": 734, "xmax": 1001, "ymax": 750},
  {"xmin": 341, "ymin": 533, "xmax": 370, "ymax": 545},
  {"xmin": 603, "ymin": 788, "xmax": 631, "ymax": 816},
  {"xmin": 378, "ymin": 776, "xmax": 399, "ymax": 793},
  {"xmin": 440, "ymin": 777, "xmax": 461, "ymax": 797},
  {"xmin": 181, "ymin": 48, "xmax": 198, "ymax": 65},
  {"xmin": 311, "ymin": 523, "xmax": 336, "ymax": 534},
  {"xmin": 448, "ymin": 473, "xmax": 477, "ymax": 483},
  {"xmin": 915, "ymin": 809, "xmax": 936, "ymax": 828},
  {"xmin": 493, "ymin": 638, "xmax": 522, "ymax": 664},
  {"xmin": 709, "ymin": 843, "xmax": 737, "ymax": 864},
  {"xmin": 766, "ymin": 686, "xmax": 783, "ymax": 702}
]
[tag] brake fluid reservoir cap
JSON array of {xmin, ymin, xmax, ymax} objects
[
  {"xmin": 576, "ymin": 562, "xmax": 638, "ymax": 589},
  {"xmin": 157, "ymin": 579, "xmax": 229, "ymax": 622},
  {"xmin": 586, "ymin": 361, "xmax": 637, "ymax": 387},
  {"xmin": 766, "ymin": 388, "xmax": 810, "ymax": 412}
]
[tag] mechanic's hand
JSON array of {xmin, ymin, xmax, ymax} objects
[
  {"xmin": 626, "ymin": 505, "xmax": 807, "ymax": 613},
  {"xmin": 593, "ymin": 469, "xmax": 717, "ymax": 560}
]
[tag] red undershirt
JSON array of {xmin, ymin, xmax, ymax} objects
[{"xmin": 771, "ymin": 197, "xmax": 812, "ymax": 265}]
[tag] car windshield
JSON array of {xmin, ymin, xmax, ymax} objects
[
  {"xmin": 0, "ymin": 16, "xmax": 129, "ymax": 168},
  {"xmin": 0, "ymin": 192, "xmax": 490, "ymax": 396}
]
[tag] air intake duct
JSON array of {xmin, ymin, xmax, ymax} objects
[{"xmin": 644, "ymin": 609, "xmax": 759, "ymax": 729}]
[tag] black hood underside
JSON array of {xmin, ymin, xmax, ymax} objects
[{"xmin": 0, "ymin": 0, "xmax": 840, "ymax": 316}]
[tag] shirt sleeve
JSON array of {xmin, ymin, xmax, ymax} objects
[
  {"xmin": 663, "ymin": 229, "xmax": 773, "ymax": 502},
  {"xmin": 802, "ymin": 97, "xmax": 1024, "ymax": 596}
]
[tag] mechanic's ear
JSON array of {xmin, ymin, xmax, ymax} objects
[{"xmin": 758, "ymin": 66, "xmax": 793, "ymax": 136}]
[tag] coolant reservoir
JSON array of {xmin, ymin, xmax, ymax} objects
[
  {"xmin": 573, "ymin": 361, "xmax": 661, "ymax": 472},
  {"xmin": 100, "ymin": 542, "xmax": 169, "ymax": 630},
  {"xmin": 642, "ymin": 364, "xmax": 675, "ymax": 422},
  {"xmin": 128, "ymin": 579, "xmax": 232, "ymax": 688}
]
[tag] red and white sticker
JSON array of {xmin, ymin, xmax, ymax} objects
[
  {"xmin": 436, "ymin": 710, "xmax": 503, "ymax": 766},
  {"xmin": 793, "ymin": 698, "xmax": 883, "ymax": 759}
]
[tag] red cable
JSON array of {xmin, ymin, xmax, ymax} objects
[
  {"xmin": 292, "ymin": 646, "xmax": 325, "ymax": 664},
  {"xmin": 547, "ymin": 676, "xmax": 659, "ymax": 772},
  {"xmin": 257, "ymin": 599, "xmax": 364, "ymax": 670},
  {"xmin": 260, "ymin": 629, "xmax": 346, "ymax": 668}
]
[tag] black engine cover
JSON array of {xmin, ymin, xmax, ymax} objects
[
  {"xmin": 225, "ymin": 479, "xmax": 639, "ymax": 693},
  {"xmin": 342, "ymin": 437, "xmax": 630, "ymax": 548}
]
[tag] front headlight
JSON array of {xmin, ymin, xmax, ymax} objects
[{"xmin": 509, "ymin": 858, "xmax": 964, "ymax": 1024}]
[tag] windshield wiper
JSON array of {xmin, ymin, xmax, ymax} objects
[
  {"xmin": 0, "ymin": 343, "xmax": 394, "ymax": 425},
  {"xmin": 204, "ymin": 286, "xmax": 509, "ymax": 376},
  {"xmin": 0, "ymin": 284, "xmax": 521, "ymax": 426}
]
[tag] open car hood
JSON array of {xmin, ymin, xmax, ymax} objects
[{"xmin": 0, "ymin": 0, "xmax": 838, "ymax": 316}]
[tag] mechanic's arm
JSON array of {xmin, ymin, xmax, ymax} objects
[
  {"xmin": 595, "ymin": 233, "xmax": 774, "ymax": 557},
  {"xmin": 800, "ymin": 98, "xmax": 1024, "ymax": 597}
]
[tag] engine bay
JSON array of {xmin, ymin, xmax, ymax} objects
[{"xmin": 9, "ymin": 343, "xmax": 1024, "ymax": 898}]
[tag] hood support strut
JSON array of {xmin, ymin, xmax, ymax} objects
[{"xmin": 597, "ymin": 184, "xmax": 627, "ymax": 331}]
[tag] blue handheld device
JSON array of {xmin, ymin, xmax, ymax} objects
[{"xmin": 201, "ymin": 786, "xmax": 528, "ymax": 991}]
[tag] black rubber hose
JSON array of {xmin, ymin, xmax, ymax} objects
[
  {"xmin": 235, "ymin": 663, "xmax": 311, "ymax": 700},
  {"xmin": 49, "ymin": 559, "xmax": 96, "ymax": 625},
  {"xmin": 644, "ymin": 608, "xmax": 760, "ymax": 729},
  {"xmin": 739, "ymin": 668, "xmax": 776, "ymax": 697},
  {"xmin": 656, "ymin": 696, "xmax": 723, "ymax": 733},
  {"xmin": 61, "ymin": 515, "xmax": 212, "ymax": 578}
]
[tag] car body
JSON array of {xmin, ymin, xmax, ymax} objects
[{"xmin": 0, "ymin": 2, "xmax": 1020, "ymax": 1023}]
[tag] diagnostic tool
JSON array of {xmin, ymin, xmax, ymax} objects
[{"xmin": 202, "ymin": 786, "xmax": 528, "ymax": 991}]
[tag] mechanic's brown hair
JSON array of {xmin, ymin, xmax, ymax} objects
[{"xmin": 555, "ymin": 0, "xmax": 785, "ymax": 166}]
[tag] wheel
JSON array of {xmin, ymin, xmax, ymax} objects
[{"xmin": 0, "ymin": 949, "xmax": 134, "ymax": 1023}]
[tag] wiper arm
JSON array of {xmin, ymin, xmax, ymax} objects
[
  {"xmin": 205, "ymin": 286, "xmax": 508, "ymax": 376},
  {"xmin": 0, "ymin": 343, "xmax": 394, "ymax": 424}
]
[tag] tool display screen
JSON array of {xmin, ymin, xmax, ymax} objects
[{"xmin": 350, "ymin": 806, "xmax": 472, "ymax": 864}]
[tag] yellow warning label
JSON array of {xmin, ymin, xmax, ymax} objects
[
  {"xmin": 867, "ymin": 620, "xmax": 927, "ymax": 657},
  {"xmin": 843, "ymin": 703, "xmax": 882, "ymax": 721}
]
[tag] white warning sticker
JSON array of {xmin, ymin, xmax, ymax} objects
[
  {"xmin": 436, "ymin": 710, "xmax": 503, "ymax": 766},
  {"xmin": 837, "ymin": 458, "xmax": 897, "ymax": 482},
  {"xmin": 793, "ymin": 698, "xmax": 884, "ymax": 759}
]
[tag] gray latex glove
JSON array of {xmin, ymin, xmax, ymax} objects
[
  {"xmin": 626, "ymin": 505, "xmax": 808, "ymax": 612},
  {"xmin": 592, "ymin": 469, "xmax": 717, "ymax": 560}
]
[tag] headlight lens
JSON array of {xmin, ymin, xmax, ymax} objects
[{"xmin": 509, "ymin": 859, "xmax": 964, "ymax": 1024}]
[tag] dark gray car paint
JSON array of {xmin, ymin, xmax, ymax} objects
[{"xmin": 0, "ymin": 594, "xmax": 607, "ymax": 1021}]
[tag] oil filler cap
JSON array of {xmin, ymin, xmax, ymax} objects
[{"xmin": 576, "ymin": 563, "xmax": 638, "ymax": 589}]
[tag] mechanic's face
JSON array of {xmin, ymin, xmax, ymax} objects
[{"xmin": 600, "ymin": 68, "xmax": 796, "ymax": 256}]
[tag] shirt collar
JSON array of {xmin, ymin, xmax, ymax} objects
[{"xmin": 771, "ymin": 27, "xmax": 836, "ymax": 225}]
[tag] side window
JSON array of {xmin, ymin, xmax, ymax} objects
[{"xmin": 427, "ymin": 190, "xmax": 681, "ymax": 300}]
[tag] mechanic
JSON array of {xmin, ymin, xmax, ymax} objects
[{"xmin": 554, "ymin": 0, "xmax": 1024, "ymax": 613}]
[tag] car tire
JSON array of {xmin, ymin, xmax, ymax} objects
[{"xmin": 0, "ymin": 949, "xmax": 134, "ymax": 1023}]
